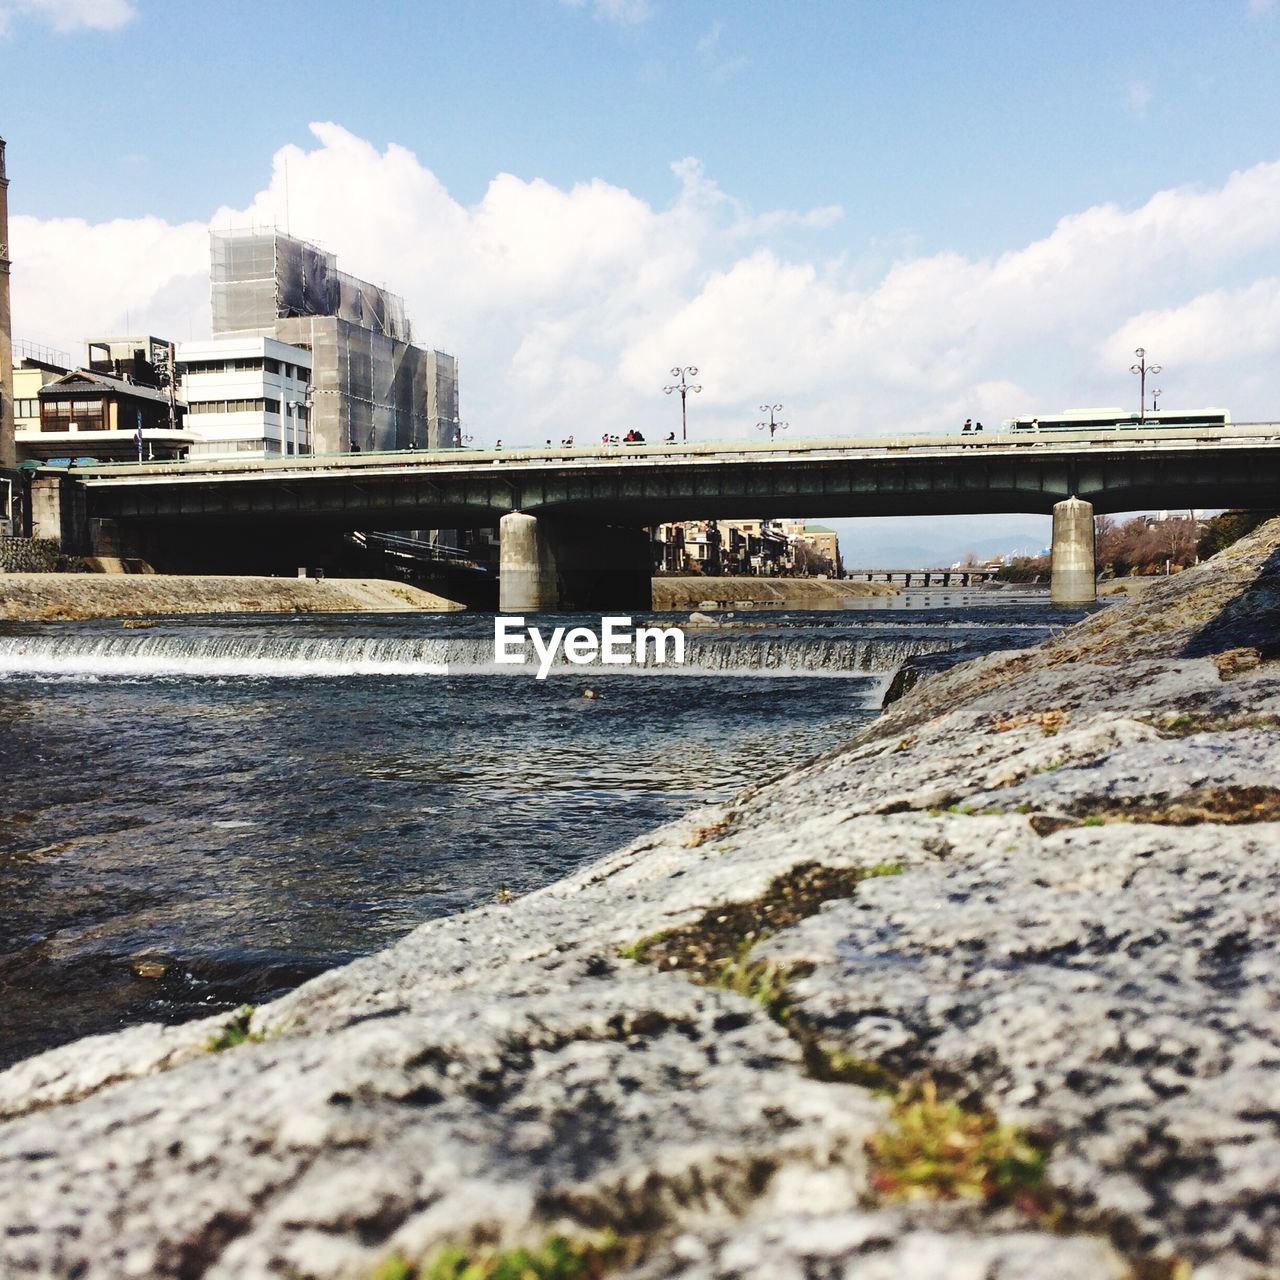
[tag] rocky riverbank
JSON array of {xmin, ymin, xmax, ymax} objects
[
  {"xmin": 1, "ymin": 521, "xmax": 1278, "ymax": 1279},
  {"xmin": 652, "ymin": 576, "xmax": 896, "ymax": 610},
  {"xmin": 0, "ymin": 573, "xmax": 464, "ymax": 619}
]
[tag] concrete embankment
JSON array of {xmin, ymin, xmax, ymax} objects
[
  {"xmin": 653, "ymin": 575, "xmax": 897, "ymax": 610},
  {"xmin": 2, "ymin": 523, "xmax": 1279, "ymax": 1278},
  {"xmin": 0, "ymin": 573, "xmax": 464, "ymax": 619}
]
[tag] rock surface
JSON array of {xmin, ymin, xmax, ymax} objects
[
  {"xmin": 1, "ymin": 523, "xmax": 1278, "ymax": 1279},
  {"xmin": 0, "ymin": 573, "xmax": 464, "ymax": 619}
]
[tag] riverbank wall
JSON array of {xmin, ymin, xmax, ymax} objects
[
  {"xmin": 0, "ymin": 573, "xmax": 465, "ymax": 619},
  {"xmin": 1, "ymin": 521, "xmax": 1278, "ymax": 1278}
]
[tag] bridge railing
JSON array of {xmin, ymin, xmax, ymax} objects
[{"xmin": 67, "ymin": 422, "xmax": 1280, "ymax": 482}]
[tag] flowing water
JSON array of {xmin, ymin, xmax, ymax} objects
[{"xmin": 0, "ymin": 605, "xmax": 1085, "ymax": 1067}]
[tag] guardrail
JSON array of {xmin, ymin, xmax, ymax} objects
[{"xmin": 64, "ymin": 421, "xmax": 1280, "ymax": 483}]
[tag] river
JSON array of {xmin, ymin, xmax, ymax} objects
[{"xmin": 0, "ymin": 603, "xmax": 1087, "ymax": 1068}]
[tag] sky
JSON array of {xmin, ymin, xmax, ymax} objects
[{"xmin": 3, "ymin": 0, "xmax": 1280, "ymax": 564}]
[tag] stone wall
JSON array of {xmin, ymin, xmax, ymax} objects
[
  {"xmin": 0, "ymin": 520, "xmax": 1277, "ymax": 1278},
  {"xmin": 0, "ymin": 536, "xmax": 86, "ymax": 574}
]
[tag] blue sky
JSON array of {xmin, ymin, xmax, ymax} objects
[
  {"xmin": 7, "ymin": 1, "xmax": 1280, "ymax": 249},
  {"xmin": 3, "ymin": 0, "xmax": 1279, "ymax": 561}
]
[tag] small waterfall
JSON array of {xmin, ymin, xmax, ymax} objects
[{"xmin": 0, "ymin": 632, "xmax": 959, "ymax": 681}]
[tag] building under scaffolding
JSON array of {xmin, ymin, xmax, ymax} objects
[{"xmin": 210, "ymin": 229, "xmax": 458, "ymax": 453}]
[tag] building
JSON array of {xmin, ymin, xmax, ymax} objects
[
  {"xmin": 209, "ymin": 229, "xmax": 459, "ymax": 453},
  {"xmin": 1, "ymin": 137, "xmax": 16, "ymax": 518},
  {"xmin": 781, "ymin": 521, "xmax": 842, "ymax": 575},
  {"xmin": 12, "ymin": 344, "xmax": 71, "ymax": 433},
  {"xmin": 86, "ymin": 335, "xmax": 174, "ymax": 388},
  {"xmin": 177, "ymin": 335, "xmax": 312, "ymax": 459},
  {"xmin": 19, "ymin": 367, "xmax": 192, "ymax": 462},
  {"xmin": 653, "ymin": 518, "xmax": 842, "ymax": 577}
]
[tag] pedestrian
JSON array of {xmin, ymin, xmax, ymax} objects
[
  {"xmin": 962, "ymin": 418, "xmax": 972, "ymax": 434},
  {"xmin": 974, "ymin": 421, "xmax": 984, "ymax": 432},
  {"xmin": 495, "ymin": 439, "xmax": 503, "ymax": 451}
]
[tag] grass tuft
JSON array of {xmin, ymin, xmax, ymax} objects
[
  {"xmin": 376, "ymin": 1232, "xmax": 628, "ymax": 1280},
  {"xmin": 866, "ymin": 1080, "xmax": 1048, "ymax": 1210},
  {"xmin": 712, "ymin": 945, "xmax": 792, "ymax": 1021},
  {"xmin": 206, "ymin": 1005, "xmax": 270, "ymax": 1053}
]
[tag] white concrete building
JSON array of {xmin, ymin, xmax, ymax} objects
[{"xmin": 176, "ymin": 336, "xmax": 312, "ymax": 459}]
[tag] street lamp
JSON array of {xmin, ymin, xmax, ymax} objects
[
  {"xmin": 663, "ymin": 366, "xmax": 701, "ymax": 442},
  {"xmin": 1151, "ymin": 388, "xmax": 1162, "ymax": 412},
  {"xmin": 756, "ymin": 404, "xmax": 788, "ymax": 440},
  {"xmin": 1130, "ymin": 348, "xmax": 1162, "ymax": 422}
]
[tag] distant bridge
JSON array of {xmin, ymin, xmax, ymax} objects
[
  {"xmin": 27, "ymin": 424, "xmax": 1280, "ymax": 609},
  {"xmin": 848, "ymin": 566, "xmax": 1003, "ymax": 587}
]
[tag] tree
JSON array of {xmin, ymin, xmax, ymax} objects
[{"xmin": 1198, "ymin": 510, "xmax": 1280, "ymax": 560}]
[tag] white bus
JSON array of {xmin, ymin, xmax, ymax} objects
[{"xmin": 1002, "ymin": 407, "xmax": 1232, "ymax": 432}]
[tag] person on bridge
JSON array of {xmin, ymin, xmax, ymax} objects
[
  {"xmin": 974, "ymin": 421, "xmax": 984, "ymax": 432},
  {"xmin": 962, "ymin": 419, "xmax": 973, "ymax": 433},
  {"xmin": 665, "ymin": 431, "xmax": 676, "ymax": 444}
]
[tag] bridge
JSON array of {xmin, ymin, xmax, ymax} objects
[
  {"xmin": 849, "ymin": 566, "xmax": 1003, "ymax": 587},
  {"xmin": 26, "ymin": 423, "xmax": 1280, "ymax": 610}
]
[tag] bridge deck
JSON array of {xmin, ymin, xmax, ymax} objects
[{"xmin": 70, "ymin": 423, "xmax": 1280, "ymax": 487}]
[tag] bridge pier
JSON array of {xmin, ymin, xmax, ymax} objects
[
  {"xmin": 28, "ymin": 472, "xmax": 89, "ymax": 553},
  {"xmin": 499, "ymin": 512, "xmax": 652, "ymax": 613},
  {"xmin": 1050, "ymin": 496, "xmax": 1096, "ymax": 605}
]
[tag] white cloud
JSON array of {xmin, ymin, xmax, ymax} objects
[
  {"xmin": 1125, "ymin": 79, "xmax": 1153, "ymax": 120},
  {"xmin": 11, "ymin": 126, "xmax": 1280, "ymax": 451},
  {"xmin": 0, "ymin": 0, "xmax": 135, "ymax": 35},
  {"xmin": 1105, "ymin": 279, "xmax": 1280, "ymax": 367},
  {"xmin": 559, "ymin": 0, "xmax": 653, "ymax": 26},
  {"xmin": 697, "ymin": 19, "xmax": 749, "ymax": 82}
]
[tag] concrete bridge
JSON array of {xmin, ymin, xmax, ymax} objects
[
  {"xmin": 849, "ymin": 566, "xmax": 1003, "ymax": 587},
  {"xmin": 27, "ymin": 423, "xmax": 1280, "ymax": 609}
]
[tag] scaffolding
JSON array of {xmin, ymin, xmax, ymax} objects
[
  {"xmin": 211, "ymin": 229, "xmax": 408, "ymax": 341},
  {"xmin": 208, "ymin": 229, "xmax": 453, "ymax": 454}
]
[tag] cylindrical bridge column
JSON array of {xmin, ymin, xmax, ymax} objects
[
  {"xmin": 1050, "ymin": 496, "xmax": 1096, "ymax": 605},
  {"xmin": 499, "ymin": 511, "xmax": 558, "ymax": 613},
  {"xmin": 499, "ymin": 511, "xmax": 653, "ymax": 613}
]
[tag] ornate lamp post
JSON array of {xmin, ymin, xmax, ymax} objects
[
  {"xmin": 1130, "ymin": 348, "xmax": 1161, "ymax": 422},
  {"xmin": 1151, "ymin": 388, "xmax": 1162, "ymax": 412},
  {"xmin": 663, "ymin": 366, "xmax": 701, "ymax": 442},
  {"xmin": 756, "ymin": 404, "xmax": 788, "ymax": 440}
]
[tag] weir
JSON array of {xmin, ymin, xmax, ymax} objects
[{"xmin": 0, "ymin": 630, "xmax": 960, "ymax": 680}]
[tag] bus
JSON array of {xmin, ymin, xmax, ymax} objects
[{"xmin": 1002, "ymin": 407, "xmax": 1231, "ymax": 432}]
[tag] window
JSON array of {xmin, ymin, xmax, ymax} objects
[
  {"xmin": 264, "ymin": 398, "xmax": 281, "ymax": 415},
  {"xmin": 181, "ymin": 358, "xmax": 267, "ymax": 374},
  {"xmin": 264, "ymin": 358, "xmax": 280, "ymax": 375},
  {"xmin": 186, "ymin": 398, "xmax": 266, "ymax": 415}
]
